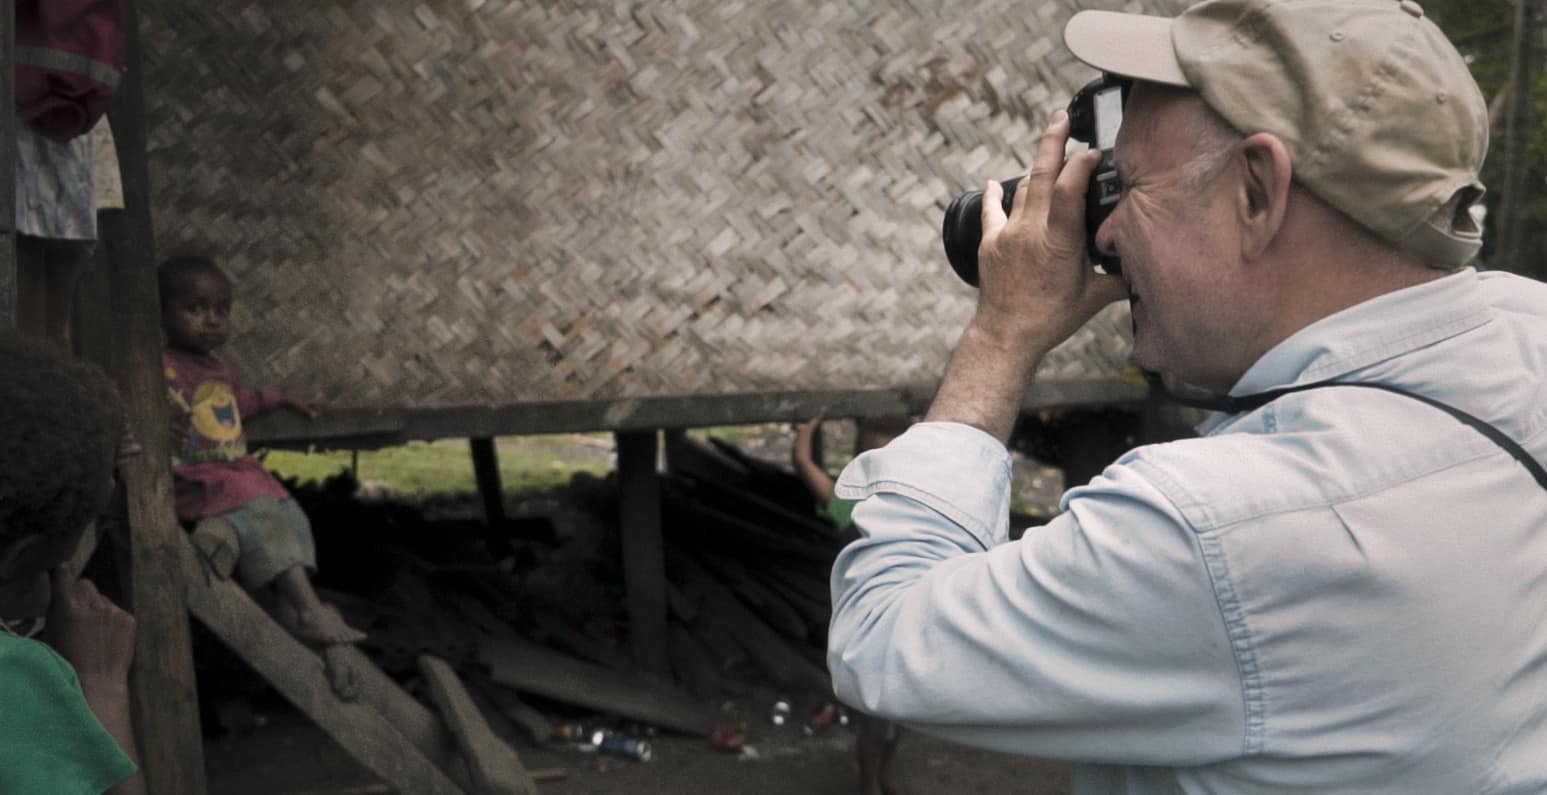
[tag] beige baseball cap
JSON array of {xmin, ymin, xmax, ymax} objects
[{"xmin": 1064, "ymin": 0, "xmax": 1488, "ymax": 267}]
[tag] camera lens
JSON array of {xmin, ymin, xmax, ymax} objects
[{"xmin": 941, "ymin": 177, "xmax": 1022, "ymax": 287}]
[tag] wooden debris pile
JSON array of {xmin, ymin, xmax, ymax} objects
[{"xmin": 260, "ymin": 432, "xmax": 848, "ymax": 755}]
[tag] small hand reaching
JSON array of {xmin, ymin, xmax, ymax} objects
[{"xmin": 792, "ymin": 407, "xmax": 829, "ymax": 467}]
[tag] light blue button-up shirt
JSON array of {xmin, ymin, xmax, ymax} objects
[{"xmin": 828, "ymin": 269, "xmax": 1547, "ymax": 793}]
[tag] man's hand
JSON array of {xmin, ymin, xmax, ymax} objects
[
  {"xmin": 973, "ymin": 109, "xmax": 1126, "ymax": 348},
  {"xmin": 42, "ymin": 569, "xmax": 136, "ymax": 686},
  {"xmin": 925, "ymin": 111, "xmax": 1126, "ymax": 442}
]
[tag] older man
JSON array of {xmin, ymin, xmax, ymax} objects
[{"xmin": 826, "ymin": 0, "xmax": 1547, "ymax": 792}]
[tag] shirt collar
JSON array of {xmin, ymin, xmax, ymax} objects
[
  {"xmin": 1229, "ymin": 268, "xmax": 1489, "ymax": 396},
  {"xmin": 1194, "ymin": 268, "xmax": 1490, "ymax": 434}
]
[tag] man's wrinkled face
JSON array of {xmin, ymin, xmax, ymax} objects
[{"xmin": 1094, "ymin": 84, "xmax": 1244, "ymax": 391}]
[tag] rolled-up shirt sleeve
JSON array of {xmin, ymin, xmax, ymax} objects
[{"xmin": 827, "ymin": 422, "xmax": 1245, "ymax": 765}]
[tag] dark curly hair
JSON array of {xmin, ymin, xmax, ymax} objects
[
  {"xmin": 0, "ymin": 333, "xmax": 123, "ymax": 545},
  {"xmin": 157, "ymin": 254, "xmax": 229, "ymax": 303}
]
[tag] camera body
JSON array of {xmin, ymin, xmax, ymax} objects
[{"xmin": 941, "ymin": 73, "xmax": 1132, "ymax": 286}]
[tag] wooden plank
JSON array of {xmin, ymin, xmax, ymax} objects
[
  {"xmin": 464, "ymin": 674, "xmax": 554, "ymax": 745},
  {"xmin": 0, "ymin": 0, "xmax": 14, "ymax": 329},
  {"xmin": 616, "ymin": 430, "xmax": 671, "ymax": 678},
  {"xmin": 176, "ymin": 537, "xmax": 468, "ymax": 795},
  {"xmin": 419, "ymin": 655, "xmax": 538, "ymax": 795},
  {"xmin": 102, "ymin": 3, "xmax": 207, "ymax": 789},
  {"xmin": 246, "ymin": 380, "xmax": 1150, "ymax": 448},
  {"xmin": 478, "ymin": 634, "xmax": 719, "ymax": 736}
]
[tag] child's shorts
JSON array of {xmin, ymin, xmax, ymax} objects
[{"xmin": 216, "ymin": 495, "xmax": 317, "ymax": 590}]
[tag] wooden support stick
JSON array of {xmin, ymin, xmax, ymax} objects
[
  {"xmin": 0, "ymin": 0, "xmax": 14, "ymax": 329},
  {"xmin": 469, "ymin": 437, "xmax": 512, "ymax": 559},
  {"xmin": 176, "ymin": 536, "xmax": 469, "ymax": 795},
  {"xmin": 97, "ymin": 2, "xmax": 207, "ymax": 788},
  {"xmin": 615, "ymin": 430, "xmax": 671, "ymax": 678},
  {"xmin": 419, "ymin": 655, "xmax": 538, "ymax": 795}
]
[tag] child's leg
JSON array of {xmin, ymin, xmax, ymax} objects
[
  {"xmin": 854, "ymin": 714, "xmax": 905, "ymax": 795},
  {"xmin": 14, "ymin": 236, "xmax": 91, "ymax": 342},
  {"xmin": 15, "ymin": 235, "xmax": 48, "ymax": 338},
  {"xmin": 222, "ymin": 495, "xmax": 365, "ymax": 645},
  {"xmin": 42, "ymin": 241, "xmax": 92, "ymax": 344},
  {"xmin": 271, "ymin": 565, "xmax": 365, "ymax": 645}
]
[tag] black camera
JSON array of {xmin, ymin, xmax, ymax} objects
[{"xmin": 940, "ymin": 74, "xmax": 1132, "ymax": 286}]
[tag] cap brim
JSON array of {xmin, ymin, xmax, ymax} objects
[{"xmin": 1064, "ymin": 10, "xmax": 1189, "ymax": 88}]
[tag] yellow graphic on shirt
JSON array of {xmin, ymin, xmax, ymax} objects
[{"xmin": 189, "ymin": 381, "xmax": 244, "ymax": 446}]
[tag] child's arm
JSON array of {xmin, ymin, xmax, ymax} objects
[
  {"xmin": 791, "ymin": 408, "xmax": 835, "ymax": 504},
  {"xmin": 236, "ymin": 385, "xmax": 319, "ymax": 419}
]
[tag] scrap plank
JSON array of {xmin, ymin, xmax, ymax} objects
[
  {"xmin": 479, "ymin": 634, "xmax": 718, "ymax": 736},
  {"xmin": 419, "ymin": 655, "xmax": 538, "ymax": 795}
]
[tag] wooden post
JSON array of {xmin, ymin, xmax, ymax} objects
[
  {"xmin": 1498, "ymin": 0, "xmax": 1541, "ymax": 276},
  {"xmin": 614, "ymin": 430, "xmax": 671, "ymax": 678},
  {"xmin": 98, "ymin": 0, "xmax": 208, "ymax": 790},
  {"xmin": 468, "ymin": 437, "xmax": 512, "ymax": 559},
  {"xmin": 0, "ymin": 0, "xmax": 15, "ymax": 328}
]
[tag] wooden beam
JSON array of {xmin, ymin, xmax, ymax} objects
[
  {"xmin": 418, "ymin": 655, "xmax": 538, "ymax": 795},
  {"xmin": 177, "ymin": 537, "xmax": 469, "ymax": 795},
  {"xmin": 247, "ymin": 380, "xmax": 1150, "ymax": 449},
  {"xmin": 478, "ymin": 634, "xmax": 719, "ymax": 736},
  {"xmin": 103, "ymin": 1, "xmax": 206, "ymax": 790},
  {"xmin": 616, "ymin": 430, "xmax": 670, "ymax": 678},
  {"xmin": 0, "ymin": 0, "xmax": 15, "ymax": 328}
]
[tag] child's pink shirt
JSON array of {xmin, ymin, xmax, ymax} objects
[{"xmin": 162, "ymin": 348, "xmax": 290, "ymax": 522}]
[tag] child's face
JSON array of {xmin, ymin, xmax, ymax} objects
[{"xmin": 163, "ymin": 272, "xmax": 232, "ymax": 355}]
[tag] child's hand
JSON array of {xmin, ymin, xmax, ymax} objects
[
  {"xmin": 280, "ymin": 395, "xmax": 321, "ymax": 419},
  {"xmin": 42, "ymin": 569, "xmax": 137, "ymax": 685},
  {"xmin": 791, "ymin": 407, "xmax": 828, "ymax": 466}
]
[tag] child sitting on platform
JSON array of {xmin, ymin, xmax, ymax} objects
[
  {"xmin": 158, "ymin": 255, "xmax": 364, "ymax": 645},
  {"xmin": 0, "ymin": 332, "xmax": 143, "ymax": 795},
  {"xmin": 792, "ymin": 409, "xmax": 914, "ymax": 795}
]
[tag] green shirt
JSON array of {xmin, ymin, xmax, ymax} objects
[
  {"xmin": 0, "ymin": 633, "xmax": 137, "ymax": 794},
  {"xmin": 826, "ymin": 495, "xmax": 857, "ymax": 531}
]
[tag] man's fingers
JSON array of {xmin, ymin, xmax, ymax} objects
[
  {"xmin": 1019, "ymin": 110, "xmax": 1074, "ymax": 219},
  {"xmin": 980, "ymin": 178, "xmax": 1007, "ymax": 237},
  {"xmin": 1048, "ymin": 149, "xmax": 1102, "ymax": 239}
]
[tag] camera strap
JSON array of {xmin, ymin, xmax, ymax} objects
[{"xmin": 1150, "ymin": 373, "xmax": 1547, "ymax": 494}]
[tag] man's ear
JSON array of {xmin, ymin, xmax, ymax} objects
[{"xmin": 1235, "ymin": 132, "xmax": 1293, "ymax": 261}]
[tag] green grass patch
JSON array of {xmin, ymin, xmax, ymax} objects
[{"xmin": 262, "ymin": 434, "xmax": 614, "ymax": 500}]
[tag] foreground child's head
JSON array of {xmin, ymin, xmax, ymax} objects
[
  {"xmin": 0, "ymin": 333, "xmax": 123, "ymax": 619},
  {"xmin": 855, "ymin": 415, "xmax": 911, "ymax": 455},
  {"xmin": 158, "ymin": 255, "xmax": 233, "ymax": 356}
]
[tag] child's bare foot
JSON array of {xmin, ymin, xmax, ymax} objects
[{"xmin": 281, "ymin": 602, "xmax": 366, "ymax": 645}]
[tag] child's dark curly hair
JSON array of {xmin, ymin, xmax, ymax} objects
[
  {"xmin": 157, "ymin": 254, "xmax": 228, "ymax": 302},
  {"xmin": 0, "ymin": 333, "xmax": 124, "ymax": 545}
]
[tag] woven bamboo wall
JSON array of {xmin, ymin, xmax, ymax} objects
[{"xmin": 141, "ymin": 0, "xmax": 1183, "ymax": 410}]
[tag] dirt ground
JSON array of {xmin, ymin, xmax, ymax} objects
[{"xmin": 203, "ymin": 703, "xmax": 1073, "ymax": 795}]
